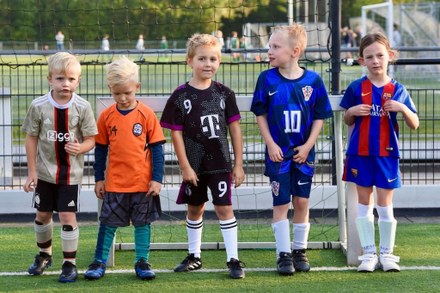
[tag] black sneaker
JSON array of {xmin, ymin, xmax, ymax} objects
[
  {"xmin": 174, "ymin": 254, "xmax": 202, "ymax": 272},
  {"xmin": 58, "ymin": 261, "xmax": 78, "ymax": 283},
  {"xmin": 227, "ymin": 258, "xmax": 245, "ymax": 279},
  {"xmin": 28, "ymin": 252, "xmax": 52, "ymax": 275},
  {"xmin": 135, "ymin": 259, "xmax": 156, "ymax": 280},
  {"xmin": 277, "ymin": 252, "xmax": 295, "ymax": 276},
  {"xmin": 292, "ymin": 249, "xmax": 311, "ymax": 272}
]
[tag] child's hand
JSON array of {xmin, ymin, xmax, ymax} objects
[
  {"xmin": 65, "ymin": 138, "xmax": 81, "ymax": 156},
  {"xmin": 351, "ymin": 104, "xmax": 372, "ymax": 117},
  {"xmin": 268, "ymin": 143, "xmax": 283, "ymax": 163},
  {"xmin": 94, "ymin": 181, "xmax": 105, "ymax": 199},
  {"xmin": 23, "ymin": 176, "xmax": 37, "ymax": 193},
  {"xmin": 232, "ymin": 165, "xmax": 245, "ymax": 188},
  {"xmin": 293, "ymin": 145, "xmax": 311, "ymax": 164},
  {"xmin": 147, "ymin": 181, "xmax": 162, "ymax": 197},
  {"xmin": 383, "ymin": 99, "xmax": 403, "ymax": 113},
  {"xmin": 182, "ymin": 166, "xmax": 199, "ymax": 187}
]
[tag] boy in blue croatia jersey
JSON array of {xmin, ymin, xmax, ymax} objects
[
  {"xmin": 160, "ymin": 33, "xmax": 245, "ymax": 279},
  {"xmin": 340, "ymin": 33, "xmax": 418, "ymax": 273},
  {"xmin": 251, "ymin": 24, "xmax": 333, "ymax": 276}
]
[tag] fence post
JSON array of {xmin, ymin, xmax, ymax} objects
[{"xmin": 0, "ymin": 88, "xmax": 13, "ymax": 186}]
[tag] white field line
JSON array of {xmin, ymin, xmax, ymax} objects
[{"xmin": 2, "ymin": 266, "xmax": 440, "ymax": 276}]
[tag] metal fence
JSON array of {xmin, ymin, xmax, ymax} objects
[{"xmin": 0, "ymin": 52, "xmax": 438, "ymax": 190}]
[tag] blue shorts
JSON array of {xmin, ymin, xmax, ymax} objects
[
  {"xmin": 33, "ymin": 179, "xmax": 79, "ymax": 212},
  {"xmin": 343, "ymin": 155, "xmax": 401, "ymax": 189},
  {"xmin": 177, "ymin": 173, "xmax": 232, "ymax": 206},
  {"xmin": 269, "ymin": 168, "xmax": 312, "ymax": 206}
]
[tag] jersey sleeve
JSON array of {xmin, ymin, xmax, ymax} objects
[
  {"xmin": 160, "ymin": 91, "xmax": 184, "ymax": 130},
  {"xmin": 80, "ymin": 102, "xmax": 98, "ymax": 137},
  {"xmin": 225, "ymin": 89, "xmax": 241, "ymax": 124},
  {"xmin": 313, "ymin": 75, "xmax": 333, "ymax": 120},
  {"xmin": 250, "ymin": 71, "xmax": 268, "ymax": 116},
  {"xmin": 144, "ymin": 105, "xmax": 166, "ymax": 145},
  {"xmin": 21, "ymin": 102, "xmax": 41, "ymax": 136},
  {"xmin": 95, "ymin": 108, "xmax": 110, "ymax": 146},
  {"xmin": 340, "ymin": 81, "xmax": 358, "ymax": 110}
]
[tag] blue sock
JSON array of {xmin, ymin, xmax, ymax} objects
[
  {"xmin": 94, "ymin": 224, "xmax": 117, "ymax": 264},
  {"xmin": 134, "ymin": 224, "xmax": 151, "ymax": 262}
]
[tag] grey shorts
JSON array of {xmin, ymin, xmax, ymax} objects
[{"xmin": 99, "ymin": 192, "xmax": 161, "ymax": 227}]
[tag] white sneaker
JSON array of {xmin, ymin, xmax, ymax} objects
[
  {"xmin": 357, "ymin": 253, "xmax": 379, "ymax": 272},
  {"xmin": 380, "ymin": 254, "xmax": 400, "ymax": 272}
]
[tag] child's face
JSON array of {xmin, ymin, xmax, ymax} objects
[
  {"xmin": 187, "ymin": 45, "xmax": 221, "ymax": 82},
  {"xmin": 359, "ymin": 42, "xmax": 394, "ymax": 77},
  {"xmin": 47, "ymin": 66, "xmax": 81, "ymax": 102},
  {"xmin": 267, "ymin": 31, "xmax": 299, "ymax": 68},
  {"xmin": 109, "ymin": 80, "xmax": 140, "ymax": 110}
]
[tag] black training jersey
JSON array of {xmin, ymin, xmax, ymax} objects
[{"xmin": 161, "ymin": 81, "xmax": 241, "ymax": 175}]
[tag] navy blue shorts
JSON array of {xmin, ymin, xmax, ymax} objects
[
  {"xmin": 269, "ymin": 168, "xmax": 312, "ymax": 206},
  {"xmin": 33, "ymin": 179, "xmax": 79, "ymax": 212},
  {"xmin": 343, "ymin": 155, "xmax": 401, "ymax": 189},
  {"xmin": 176, "ymin": 173, "xmax": 232, "ymax": 206}
]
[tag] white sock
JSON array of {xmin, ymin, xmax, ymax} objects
[
  {"xmin": 358, "ymin": 203, "xmax": 374, "ymax": 218},
  {"xmin": 220, "ymin": 217, "xmax": 238, "ymax": 261},
  {"xmin": 61, "ymin": 226, "xmax": 79, "ymax": 265},
  {"xmin": 376, "ymin": 205, "xmax": 395, "ymax": 222},
  {"xmin": 272, "ymin": 219, "xmax": 290, "ymax": 258},
  {"xmin": 186, "ymin": 217, "xmax": 203, "ymax": 258},
  {"xmin": 292, "ymin": 223, "xmax": 310, "ymax": 250},
  {"xmin": 34, "ymin": 220, "xmax": 53, "ymax": 256}
]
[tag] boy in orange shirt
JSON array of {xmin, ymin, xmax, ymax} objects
[{"xmin": 84, "ymin": 56, "xmax": 165, "ymax": 280}]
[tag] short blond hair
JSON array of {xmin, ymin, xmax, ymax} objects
[
  {"xmin": 186, "ymin": 33, "xmax": 222, "ymax": 59},
  {"xmin": 272, "ymin": 23, "xmax": 307, "ymax": 54},
  {"xmin": 105, "ymin": 56, "xmax": 139, "ymax": 88},
  {"xmin": 47, "ymin": 52, "xmax": 81, "ymax": 77}
]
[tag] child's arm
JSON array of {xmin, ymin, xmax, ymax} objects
[
  {"xmin": 171, "ymin": 130, "xmax": 199, "ymax": 186},
  {"xmin": 148, "ymin": 143, "xmax": 164, "ymax": 197},
  {"xmin": 23, "ymin": 134, "xmax": 38, "ymax": 192},
  {"xmin": 228, "ymin": 120, "xmax": 245, "ymax": 188},
  {"xmin": 293, "ymin": 119, "xmax": 324, "ymax": 164},
  {"xmin": 383, "ymin": 100, "xmax": 419, "ymax": 130},
  {"xmin": 343, "ymin": 104, "xmax": 373, "ymax": 126},
  {"xmin": 256, "ymin": 114, "xmax": 283, "ymax": 162}
]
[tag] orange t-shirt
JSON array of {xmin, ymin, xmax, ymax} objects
[{"xmin": 96, "ymin": 101, "xmax": 165, "ymax": 192}]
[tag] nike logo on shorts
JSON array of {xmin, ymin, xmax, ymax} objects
[
  {"xmin": 269, "ymin": 91, "xmax": 278, "ymax": 96},
  {"xmin": 297, "ymin": 180, "xmax": 310, "ymax": 186},
  {"xmin": 387, "ymin": 178, "xmax": 398, "ymax": 183}
]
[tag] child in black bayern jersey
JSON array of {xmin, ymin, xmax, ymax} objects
[{"xmin": 160, "ymin": 33, "xmax": 245, "ymax": 279}]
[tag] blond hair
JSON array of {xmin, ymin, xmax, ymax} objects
[
  {"xmin": 186, "ymin": 33, "xmax": 222, "ymax": 59},
  {"xmin": 272, "ymin": 23, "xmax": 307, "ymax": 54},
  {"xmin": 105, "ymin": 56, "xmax": 139, "ymax": 88},
  {"xmin": 47, "ymin": 52, "xmax": 81, "ymax": 77}
]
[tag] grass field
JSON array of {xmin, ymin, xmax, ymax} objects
[{"xmin": 1, "ymin": 222, "xmax": 439, "ymax": 292}]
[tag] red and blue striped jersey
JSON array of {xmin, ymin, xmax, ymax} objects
[{"xmin": 340, "ymin": 76, "xmax": 417, "ymax": 157}]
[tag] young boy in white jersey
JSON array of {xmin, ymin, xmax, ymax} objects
[
  {"xmin": 22, "ymin": 52, "xmax": 98, "ymax": 282},
  {"xmin": 160, "ymin": 33, "xmax": 245, "ymax": 279}
]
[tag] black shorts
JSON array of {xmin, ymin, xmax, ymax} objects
[
  {"xmin": 176, "ymin": 172, "xmax": 232, "ymax": 206},
  {"xmin": 33, "ymin": 179, "xmax": 79, "ymax": 212},
  {"xmin": 99, "ymin": 192, "xmax": 161, "ymax": 227}
]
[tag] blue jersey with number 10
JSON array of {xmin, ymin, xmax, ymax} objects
[{"xmin": 251, "ymin": 68, "xmax": 333, "ymax": 177}]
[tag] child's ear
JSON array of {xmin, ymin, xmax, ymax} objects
[
  {"xmin": 358, "ymin": 57, "xmax": 365, "ymax": 66},
  {"xmin": 136, "ymin": 83, "xmax": 141, "ymax": 91}
]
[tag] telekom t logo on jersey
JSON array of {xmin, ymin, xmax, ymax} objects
[{"xmin": 200, "ymin": 114, "xmax": 220, "ymax": 138}]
